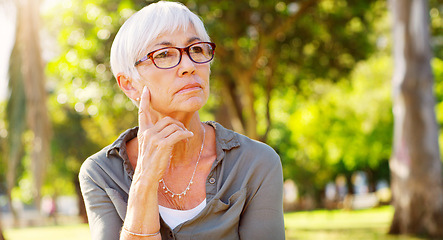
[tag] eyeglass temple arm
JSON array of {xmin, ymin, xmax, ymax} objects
[{"xmin": 134, "ymin": 55, "xmax": 149, "ymax": 66}]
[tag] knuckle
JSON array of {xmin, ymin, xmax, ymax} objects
[{"xmin": 170, "ymin": 124, "xmax": 182, "ymax": 131}]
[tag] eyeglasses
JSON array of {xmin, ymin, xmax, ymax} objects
[{"xmin": 134, "ymin": 42, "xmax": 216, "ymax": 69}]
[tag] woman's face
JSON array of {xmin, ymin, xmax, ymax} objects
[{"xmin": 135, "ymin": 26, "xmax": 211, "ymax": 117}]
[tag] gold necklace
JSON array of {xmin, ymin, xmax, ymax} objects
[{"xmin": 159, "ymin": 125, "xmax": 205, "ymax": 199}]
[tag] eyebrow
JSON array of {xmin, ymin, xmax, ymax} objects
[{"xmin": 154, "ymin": 37, "xmax": 202, "ymax": 47}]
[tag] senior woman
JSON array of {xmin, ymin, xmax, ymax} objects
[{"xmin": 79, "ymin": 1, "xmax": 285, "ymax": 240}]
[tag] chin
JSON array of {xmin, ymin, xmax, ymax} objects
[{"xmin": 180, "ymin": 98, "xmax": 207, "ymax": 112}]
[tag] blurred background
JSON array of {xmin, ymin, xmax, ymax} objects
[{"xmin": 1, "ymin": 0, "xmax": 443, "ymax": 239}]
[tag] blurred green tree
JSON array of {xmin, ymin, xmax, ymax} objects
[
  {"xmin": 274, "ymin": 53, "xmax": 393, "ymax": 200},
  {"xmin": 184, "ymin": 0, "xmax": 388, "ymax": 201},
  {"xmin": 190, "ymin": 0, "xmax": 382, "ymax": 141}
]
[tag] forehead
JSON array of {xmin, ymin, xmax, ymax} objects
[{"xmin": 147, "ymin": 26, "xmax": 200, "ymax": 50}]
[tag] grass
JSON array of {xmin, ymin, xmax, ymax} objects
[
  {"xmin": 2, "ymin": 206, "xmax": 427, "ymax": 240},
  {"xmin": 284, "ymin": 206, "xmax": 425, "ymax": 240},
  {"xmin": 4, "ymin": 223, "xmax": 90, "ymax": 240}
]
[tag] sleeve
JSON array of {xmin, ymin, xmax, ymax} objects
[
  {"xmin": 79, "ymin": 159, "xmax": 123, "ymax": 240},
  {"xmin": 238, "ymin": 149, "xmax": 285, "ymax": 240}
]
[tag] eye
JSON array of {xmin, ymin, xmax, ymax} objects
[
  {"xmin": 153, "ymin": 49, "xmax": 170, "ymax": 59},
  {"xmin": 190, "ymin": 45, "xmax": 204, "ymax": 54}
]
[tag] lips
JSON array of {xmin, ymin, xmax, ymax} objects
[{"xmin": 176, "ymin": 82, "xmax": 202, "ymax": 94}]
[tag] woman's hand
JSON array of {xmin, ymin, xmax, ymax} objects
[
  {"xmin": 134, "ymin": 86, "xmax": 194, "ymax": 184},
  {"xmin": 121, "ymin": 86, "xmax": 194, "ymax": 239}
]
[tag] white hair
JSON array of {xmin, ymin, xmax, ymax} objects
[{"xmin": 110, "ymin": 1, "xmax": 211, "ymax": 81}]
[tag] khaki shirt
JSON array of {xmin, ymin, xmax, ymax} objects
[{"xmin": 79, "ymin": 121, "xmax": 285, "ymax": 240}]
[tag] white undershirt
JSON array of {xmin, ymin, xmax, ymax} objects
[{"xmin": 159, "ymin": 199, "xmax": 206, "ymax": 229}]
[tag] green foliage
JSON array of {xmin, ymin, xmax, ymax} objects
[
  {"xmin": 430, "ymin": 0, "xmax": 443, "ymax": 60},
  {"xmin": 194, "ymin": 0, "xmax": 382, "ymax": 81},
  {"xmin": 42, "ymin": 0, "xmax": 143, "ymax": 194},
  {"xmin": 432, "ymin": 58, "xmax": 443, "ymax": 156},
  {"xmin": 268, "ymin": 53, "xmax": 393, "ymax": 195},
  {"xmin": 187, "ymin": 0, "xmax": 385, "ymax": 139},
  {"xmin": 45, "ymin": 107, "xmax": 101, "ymax": 196}
]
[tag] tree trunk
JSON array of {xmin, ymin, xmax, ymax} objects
[
  {"xmin": 217, "ymin": 80, "xmax": 245, "ymax": 134},
  {"xmin": 5, "ymin": 0, "xmax": 24, "ymax": 228},
  {"xmin": 0, "ymin": 225, "xmax": 4, "ymax": 240},
  {"xmin": 74, "ymin": 178, "xmax": 88, "ymax": 223},
  {"xmin": 389, "ymin": 0, "xmax": 443, "ymax": 237},
  {"xmin": 0, "ymin": 206, "xmax": 5, "ymax": 240},
  {"xmin": 16, "ymin": 0, "xmax": 51, "ymax": 211},
  {"xmin": 212, "ymin": 0, "xmax": 318, "ymax": 141},
  {"xmin": 238, "ymin": 73, "xmax": 258, "ymax": 140}
]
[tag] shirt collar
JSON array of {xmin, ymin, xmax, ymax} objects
[
  {"xmin": 205, "ymin": 121, "xmax": 240, "ymax": 168},
  {"xmin": 106, "ymin": 126, "xmax": 138, "ymax": 158},
  {"xmin": 205, "ymin": 121, "xmax": 240, "ymax": 151}
]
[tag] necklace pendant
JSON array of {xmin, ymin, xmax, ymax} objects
[{"xmin": 158, "ymin": 125, "xmax": 205, "ymax": 201}]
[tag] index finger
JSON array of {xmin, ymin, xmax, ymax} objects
[{"xmin": 138, "ymin": 86, "xmax": 153, "ymax": 132}]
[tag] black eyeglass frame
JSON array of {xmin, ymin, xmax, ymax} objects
[{"xmin": 134, "ymin": 41, "xmax": 216, "ymax": 69}]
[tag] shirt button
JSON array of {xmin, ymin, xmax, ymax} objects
[{"xmin": 209, "ymin": 177, "xmax": 216, "ymax": 184}]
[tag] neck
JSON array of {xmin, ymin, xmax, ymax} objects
[{"xmin": 168, "ymin": 113, "xmax": 205, "ymax": 168}]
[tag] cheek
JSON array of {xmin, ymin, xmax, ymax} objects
[
  {"xmin": 139, "ymin": 81, "xmax": 166, "ymax": 107},
  {"xmin": 148, "ymin": 84, "xmax": 169, "ymax": 105},
  {"xmin": 140, "ymin": 72, "xmax": 168, "ymax": 93},
  {"xmin": 204, "ymin": 80, "xmax": 210, "ymax": 96},
  {"xmin": 202, "ymin": 72, "xmax": 210, "ymax": 96},
  {"xmin": 200, "ymin": 67, "xmax": 211, "ymax": 86}
]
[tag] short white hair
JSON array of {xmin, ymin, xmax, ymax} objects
[{"xmin": 110, "ymin": 1, "xmax": 211, "ymax": 81}]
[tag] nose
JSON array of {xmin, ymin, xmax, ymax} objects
[{"xmin": 178, "ymin": 52, "xmax": 196, "ymax": 76}]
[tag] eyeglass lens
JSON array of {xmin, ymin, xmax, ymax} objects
[{"xmin": 152, "ymin": 43, "xmax": 214, "ymax": 69}]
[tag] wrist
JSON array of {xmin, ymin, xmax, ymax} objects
[
  {"xmin": 128, "ymin": 179, "xmax": 159, "ymax": 204},
  {"xmin": 122, "ymin": 225, "xmax": 160, "ymax": 238}
]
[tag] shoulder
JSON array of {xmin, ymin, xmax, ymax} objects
[
  {"xmin": 236, "ymin": 134, "xmax": 282, "ymax": 178},
  {"xmin": 238, "ymin": 133, "xmax": 279, "ymax": 158},
  {"xmin": 208, "ymin": 121, "xmax": 281, "ymax": 170},
  {"xmin": 79, "ymin": 127, "xmax": 137, "ymax": 182},
  {"xmin": 78, "ymin": 145, "xmax": 114, "ymax": 182}
]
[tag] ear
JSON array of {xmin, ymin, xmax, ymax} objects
[{"xmin": 116, "ymin": 73, "xmax": 140, "ymax": 101}]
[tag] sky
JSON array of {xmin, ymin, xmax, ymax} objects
[{"xmin": 0, "ymin": 2, "xmax": 17, "ymax": 101}]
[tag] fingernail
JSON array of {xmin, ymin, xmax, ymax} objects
[{"xmin": 143, "ymin": 86, "xmax": 147, "ymax": 95}]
